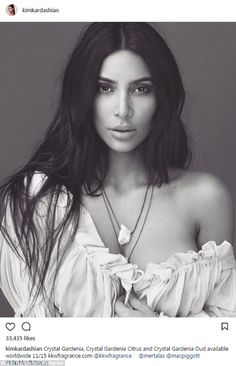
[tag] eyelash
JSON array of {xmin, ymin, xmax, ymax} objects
[
  {"xmin": 98, "ymin": 84, "xmax": 113, "ymax": 93},
  {"xmin": 132, "ymin": 85, "xmax": 152, "ymax": 94},
  {"xmin": 97, "ymin": 83, "xmax": 152, "ymax": 95}
]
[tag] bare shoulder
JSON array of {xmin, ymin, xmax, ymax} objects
[
  {"xmin": 169, "ymin": 168, "xmax": 231, "ymax": 204},
  {"xmin": 168, "ymin": 168, "xmax": 234, "ymax": 246}
]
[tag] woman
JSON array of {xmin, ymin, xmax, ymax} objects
[
  {"xmin": 0, "ymin": 23, "xmax": 235, "ymax": 317},
  {"xmin": 7, "ymin": 4, "xmax": 16, "ymax": 16}
]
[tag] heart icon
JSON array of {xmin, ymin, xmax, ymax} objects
[{"xmin": 5, "ymin": 322, "xmax": 15, "ymax": 331}]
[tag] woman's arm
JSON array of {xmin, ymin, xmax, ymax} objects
[{"xmin": 192, "ymin": 173, "xmax": 234, "ymax": 249}]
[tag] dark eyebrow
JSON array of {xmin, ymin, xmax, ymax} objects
[
  {"xmin": 98, "ymin": 77, "xmax": 153, "ymax": 84},
  {"xmin": 130, "ymin": 77, "xmax": 153, "ymax": 85}
]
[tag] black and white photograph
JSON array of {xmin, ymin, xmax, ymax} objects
[{"xmin": 0, "ymin": 22, "xmax": 236, "ymax": 317}]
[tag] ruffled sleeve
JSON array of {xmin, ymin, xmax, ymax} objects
[
  {"xmin": 203, "ymin": 242, "xmax": 236, "ymax": 316},
  {"xmin": 51, "ymin": 205, "xmax": 145, "ymax": 316},
  {"xmin": 133, "ymin": 241, "xmax": 236, "ymax": 317},
  {"xmin": 0, "ymin": 173, "xmax": 142, "ymax": 317},
  {"xmin": 53, "ymin": 240, "xmax": 127, "ymax": 316}
]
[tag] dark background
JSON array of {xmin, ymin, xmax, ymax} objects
[{"xmin": 0, "ymin": 23, "xmax": 236, "ymax": 316}]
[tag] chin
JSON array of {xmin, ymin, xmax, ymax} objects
[{"xmin": 107, "ymin": 141, "xmax": 142, "ymax": 154}]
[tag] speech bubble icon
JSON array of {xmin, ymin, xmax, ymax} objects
[
  {"xmin": 5, "ymin": 322, "xmax": 15, "ymax": 331},
  {"xmin": 22, "ymin": 322, "xmax": 31, "ymax": 331},
  {"xmin": 221, "ymin": 322, "xmax": 228, "ymax": 331}
]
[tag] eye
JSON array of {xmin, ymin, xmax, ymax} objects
[
  {"xmin": 132, "ymin": 85, "xmax": 152, "ymax": 95},
  {"xmin": 98, "ymin": 83, "xmax": 113, "ymax": 94}
]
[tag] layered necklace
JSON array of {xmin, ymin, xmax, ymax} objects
[{"xmin": 101, "ymin": 185, "xmax": 154, "ymax": 259}]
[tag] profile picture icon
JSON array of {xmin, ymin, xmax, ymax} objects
[{"xmin": 6, "ymin": 4, "xmax": 17, "ymax": 16}]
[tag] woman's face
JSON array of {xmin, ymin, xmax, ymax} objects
[
  {"xmin": 8, "ymin": 6, "xmax": 14, "ymax": 15},
  {"xmin": 94, "ymin": 50, "xmax": 157, "ymax": 153}
]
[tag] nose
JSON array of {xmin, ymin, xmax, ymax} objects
[{"xmin": 114, "ymin": 91, "xmax": 133, "ymax": 120}]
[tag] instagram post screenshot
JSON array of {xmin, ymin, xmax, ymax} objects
[{"xmin": 0, "ymin": 1, "xmax": 236, "ymax": 365}]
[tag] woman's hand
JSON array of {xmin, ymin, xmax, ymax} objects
[{"xmin": 114, "ymin": 294, "xmax": 156, "ymax": 317}]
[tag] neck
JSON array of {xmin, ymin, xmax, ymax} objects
[{"xmin": 105, "ymin": 149, "xmax": 149, "ymax": 192}]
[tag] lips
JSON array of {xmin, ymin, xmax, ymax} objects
[
  {"xmin": 110, "ymin": 126, "xmax": 135, "ymax": 132},
  {"xmin": 109, "ymin": 127, "xmax": 136, "ymax": 140}
]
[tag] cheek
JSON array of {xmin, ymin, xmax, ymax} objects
[
  {"xmin": 136, "ymin": 97, "xmax": 157, "ymax": 125},
  {"xmin": 94, "ymin": 99, "xmax": 104, "ymax": 132},
  {"xmin": 94, "ymin": 99, "xmax": 113, "ymax": 141},
  {"xmin": 94, "ymin": 98, "xmax": 103, "ymax": 120},
  {"xmin": 146, "ymin": 96, "xmax": 157, "ymax": 116},
  {"xmin": 94, "ymin": 97, "xmax": 113, "ymax": 126}
]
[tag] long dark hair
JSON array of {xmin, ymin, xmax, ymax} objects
[{"xmin": 0, "ymin": 23, "xmax": 191, "ymax": 312}]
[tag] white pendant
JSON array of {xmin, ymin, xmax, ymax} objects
[{"xmin": 118, "ymin": 224, "xmax": 132, "ymax": 245}]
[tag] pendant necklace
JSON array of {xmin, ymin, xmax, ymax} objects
[
  {"xmin": 101, "ymin": 184, "xmax": 150, "ymax": 246},
  {"xmin": 126, "ymin": 184, "xmax": 154, "ymax": 260}
]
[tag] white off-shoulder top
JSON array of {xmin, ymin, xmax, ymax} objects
[{"xmin": 0, "ymin": 173, "xmax": 236, "ymax": 317}]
